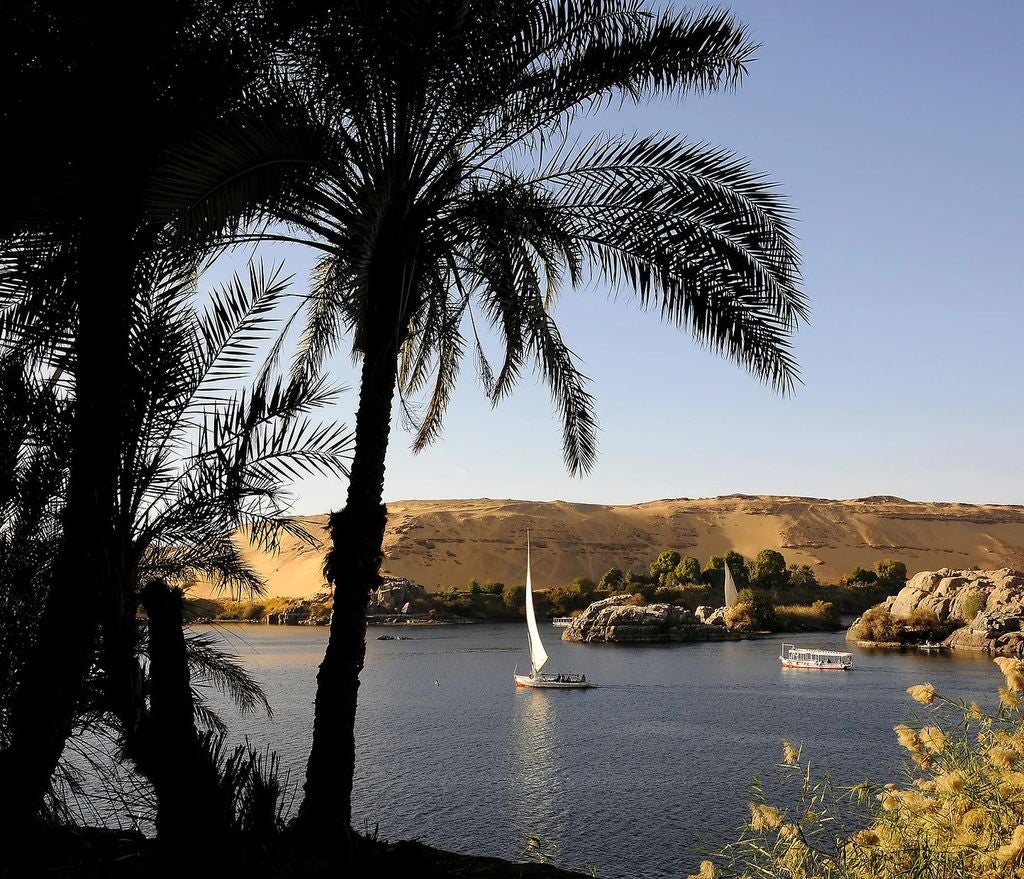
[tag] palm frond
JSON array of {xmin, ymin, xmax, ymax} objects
[{"xmin": 185, "ymin": 630, "xmax": 272, "ymax": 719}]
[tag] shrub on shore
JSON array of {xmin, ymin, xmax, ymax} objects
[
  {"xmin": 848, "ymin": 605, "xmax": 901, "ymax": 642},
  {"xmin": 958, "ymin": 590, "xmax": 987, "ymax": 623},
  {"xmin": 849, "ymin": 605, "xmax": 953, "ymax": 644},
  {"xmin": 725, "ymin": 588, "xmax": 776, "ymax": 631},
  {"xmin": 209, "ymin": 597, "xmax": 294, "ymax": 622},
  {"xmin": 774, "ymin": 600, "xmax": 841, "ymax": 631}
]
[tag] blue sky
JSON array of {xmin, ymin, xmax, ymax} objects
[{"xmin": 208, "ymin": 1, "xmax": 1024, "ymax": 513}]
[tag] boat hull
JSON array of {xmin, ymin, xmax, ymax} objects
[
  {"xmin": 779, "ymin": 660, "xmax": 850, "ymax": 670},
  {"xmin": 514, "ymin": 673, "xmax": 593, "ymax": 689}
]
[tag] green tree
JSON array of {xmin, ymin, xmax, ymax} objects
[
  {"xmin": 724, "ymin": 551, "xmax": 751, "ymax": 590},
  {"xmin": 848, "ymin": 566, "xmax": 879, "ymax": 586},
  {"xmin": 503, "ymin": 583, "xmax": 527, "ymax": 611},
  {"xmin": 750, "ymin": 549, "xmax": 789, "ymax": 591},
  {"xmin": 170, "ymin": 1, "xmax": 805, "ymax": 835},
  {"xmin": 788, "ymin": 564, "xmax": 819, "ymax": 590},
  {"xmin": 566, "ymin": 577, "xmax": 596, "ymax": 597},
  {"xmin": 731, "ymin": 587, "xmax": 776, "ymax": 629},
  {"xmin": 674, "ymin": 555, "xmax": 702, "ymax": 584},
  {"xmin": 625, "ymin": 569, "xmax": 658, "ymax": 602},
  {"xmin": 485, "ymin": 581, "xmax": 505, "ymax": 595},
  {"xmin": 599, "ymin": 567, "xmax": 625, "ymax": 591},
  {"xmin": 650, "ymin": 550, "xmax": 682, "ymax": 583},
  {"xmin": 468, "ymin": 579, "xmax": 482, "ymax": 595},
  {"xmin": 703, "ymin": 555, "xmax": 725, "ymax": 588},
  {"xmin": 876, "ymin": 559, "xmax": 908, "ymax": 587}
]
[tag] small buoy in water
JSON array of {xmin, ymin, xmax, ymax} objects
[{"xmin": 434, "ymin": 680, "xmax": 440, "ymax": 687}]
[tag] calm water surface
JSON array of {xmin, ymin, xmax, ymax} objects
[{"xmin": 199, "ymin": 623, "xmax": 1000, "ymax": 877}]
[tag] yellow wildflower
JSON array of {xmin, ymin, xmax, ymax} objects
[
  {"xmin": 999, "ymin": 686, "xmax": 1020, "ymax": 709},
  {"xmin": 910, "ymin": 751, "xmax": 934, "ymax": 769},
  {"xmin": 995, "ymin": 657, "xmax": 1024, "ymax": 692},
  {"xmin": 935, "ymin": 771, "xmax": 965, "ymax": 794},
  {"xmin": 988, "ymin": 746, "xmax": 1019, "ymax": 769},
  {"xmin": 901, "ymin": 791, "xmax": 937, "ymax": 813},
  {"xmin": 779, "ymin": 823, "xmax": 799, "ymax": 841},
  {"xmin": 894, "ymin": 724, "xmax": 921, "ymax": 752},
  {"xmin": 781, "ymin": 739, "xmax": 800, "ymax": 766},
  {"xmin": 907, "ymin": 683, "xmax": 937, "ymax": 704},
  {"xmin": 919, "ymin": 726, "xmax": 947, "ymax": 753},
  {"xmin": 880, "ymin": 794, "xmax": 900, "ymax": 810},
  {"xmin": 750, "ymin": 803, "xmax": 783, "ymax": 831},
  {"xmin": 852, "ymin": 829, "xmax": 879, "ymax": 847},
  {"xmin": 779, "ymin": 839, "xmax": 810, "ymax": 873},
  {"xmin": 686, "ymin": 860, "xmax": 719, "ymax": 879},
  {"xmin": 995, "ymin": 825, "xmax": 1024, "ymax": 865},
  {"xmin": 962, "ymin": 808, "xmax": 989, "ymax": 832},
  {"xmin": 969, "ymin": 700, "xmax": 983, "ymax": 720}
]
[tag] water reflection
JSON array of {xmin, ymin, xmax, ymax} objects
[{"xmin": 509, "ymin": 690, "xmax": 566, "ymax": 862}]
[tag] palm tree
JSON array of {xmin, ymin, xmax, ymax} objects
[
  {"xmin": 0, "ymin": 0, "xmax": 280, "ymax": 830},
  {"xmin": 0, "ymin": 247, "xmax": 352, "ymax": 840},
  {"xmin": 162, "ymin": 0, "xmax": 806, "ymax": 838}
]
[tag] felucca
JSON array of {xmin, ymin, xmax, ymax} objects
[
  {"xmin": 724, "ymin": 558, "xmax": 739, "ymax": 608},
  {"xmin": 513, "ymin": 532, "xmax": 592, "ymax": 689}
]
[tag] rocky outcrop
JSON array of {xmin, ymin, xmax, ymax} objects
[
  {"xmin": 849, "ymin": 568, "xmax": 1024, "ymax": 654},
  {"xmin": 266, "ymin": 591, "xmax": 333, "ymax": 625},
  {"xmin": 695, "ymin": 605, "xmax": 728, "ymax": 626},
  {"xmin": 886, "ymin": 568, "xmax": 1024, "ymax": 621},
  {"xmin": 561, "ymin": 594, "xmax": 744, "ymax": 643},
  {"xmin": 367, "ymin": 576, "xmax": 425, "ymax": 614}
]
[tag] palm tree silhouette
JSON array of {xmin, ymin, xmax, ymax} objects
[{"xmin": 162, "ymin": 0, "xmax": 806, "ymax": 838}]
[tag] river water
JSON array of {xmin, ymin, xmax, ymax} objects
[{"xmin": 196, "ymin": 623, "xmax": 999, "ymax": 877}]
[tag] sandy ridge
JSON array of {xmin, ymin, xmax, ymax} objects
[{"xmin": 198, "ymin": 495, "xmax": 1024, "ymax": 599}]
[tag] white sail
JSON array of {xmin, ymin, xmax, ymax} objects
[
  {"xmin": 724, "ymin": 560, "xmax": 738, "ymax": 609},
  {"xmin": 524, "ymin": 534, "xmax": 549, "ymax": 673}
]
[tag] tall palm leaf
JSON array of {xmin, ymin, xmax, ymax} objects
[{"xmin": 158, "ymin": 0, "xmax": 807, "ymax": 838}]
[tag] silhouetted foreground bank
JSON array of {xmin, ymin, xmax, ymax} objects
[{"xmin": 6, "ymin": 828, "xmax": 588, "ymax": 878}]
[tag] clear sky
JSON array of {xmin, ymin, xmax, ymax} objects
[{"xmin": 208, "ymin": 0, "xmax": 1024, "ymax": 514}]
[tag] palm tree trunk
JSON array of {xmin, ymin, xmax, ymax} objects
[
  {"xmin": 294, "ymin": 271, "xmax": 406, "ymax": 841},
  {"xmin": 0, "ymin": 215, "xmax": 135, "ymax": 835},
  {"xmin": 140, "ymin": 581, "xmax": 228, "ymax": 851}
]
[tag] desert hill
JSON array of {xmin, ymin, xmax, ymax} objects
[{"xmin": 210, "ymin": 495, "xmax": 1024, "ymax": 598}]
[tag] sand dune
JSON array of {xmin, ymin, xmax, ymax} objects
[{"xmin": 203, "ymin": 496, "xmax": 1024, "ymax": 598}]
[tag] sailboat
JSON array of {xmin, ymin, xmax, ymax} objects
[
  {"xmin": 513, "ymin": 533, "xmax": 593, "ymax": 689},
  {"xmin": 724, "ymin": 558, "xmax": 739, "ymax": 608}
]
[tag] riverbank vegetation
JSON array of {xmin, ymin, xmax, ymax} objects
[
  {"xmin": 548, "ymin": 548, "xmax": 906, "ymax": 634},
  {"xmin": 696, "ymin": 659, "xmax": 1024, "ymax": 879},
  {"xmin": 194, "ymin": 549, "xmax": 905, "ymax": 635},
  {"xmin": 848, "ymin": 605, "xmax": 956, "ymax": 645}
]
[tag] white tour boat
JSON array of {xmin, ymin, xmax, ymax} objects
[
  {"xmin": 514, "ymin": 533, "xmax": 593, "ymax": 689},
  {"xmin": 551, "ymin": 617, "xmax": 573, "ymax": 628},
  {"xmin": 780, "ymin": 643, "xmax": 853, "ymax": 670}
]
